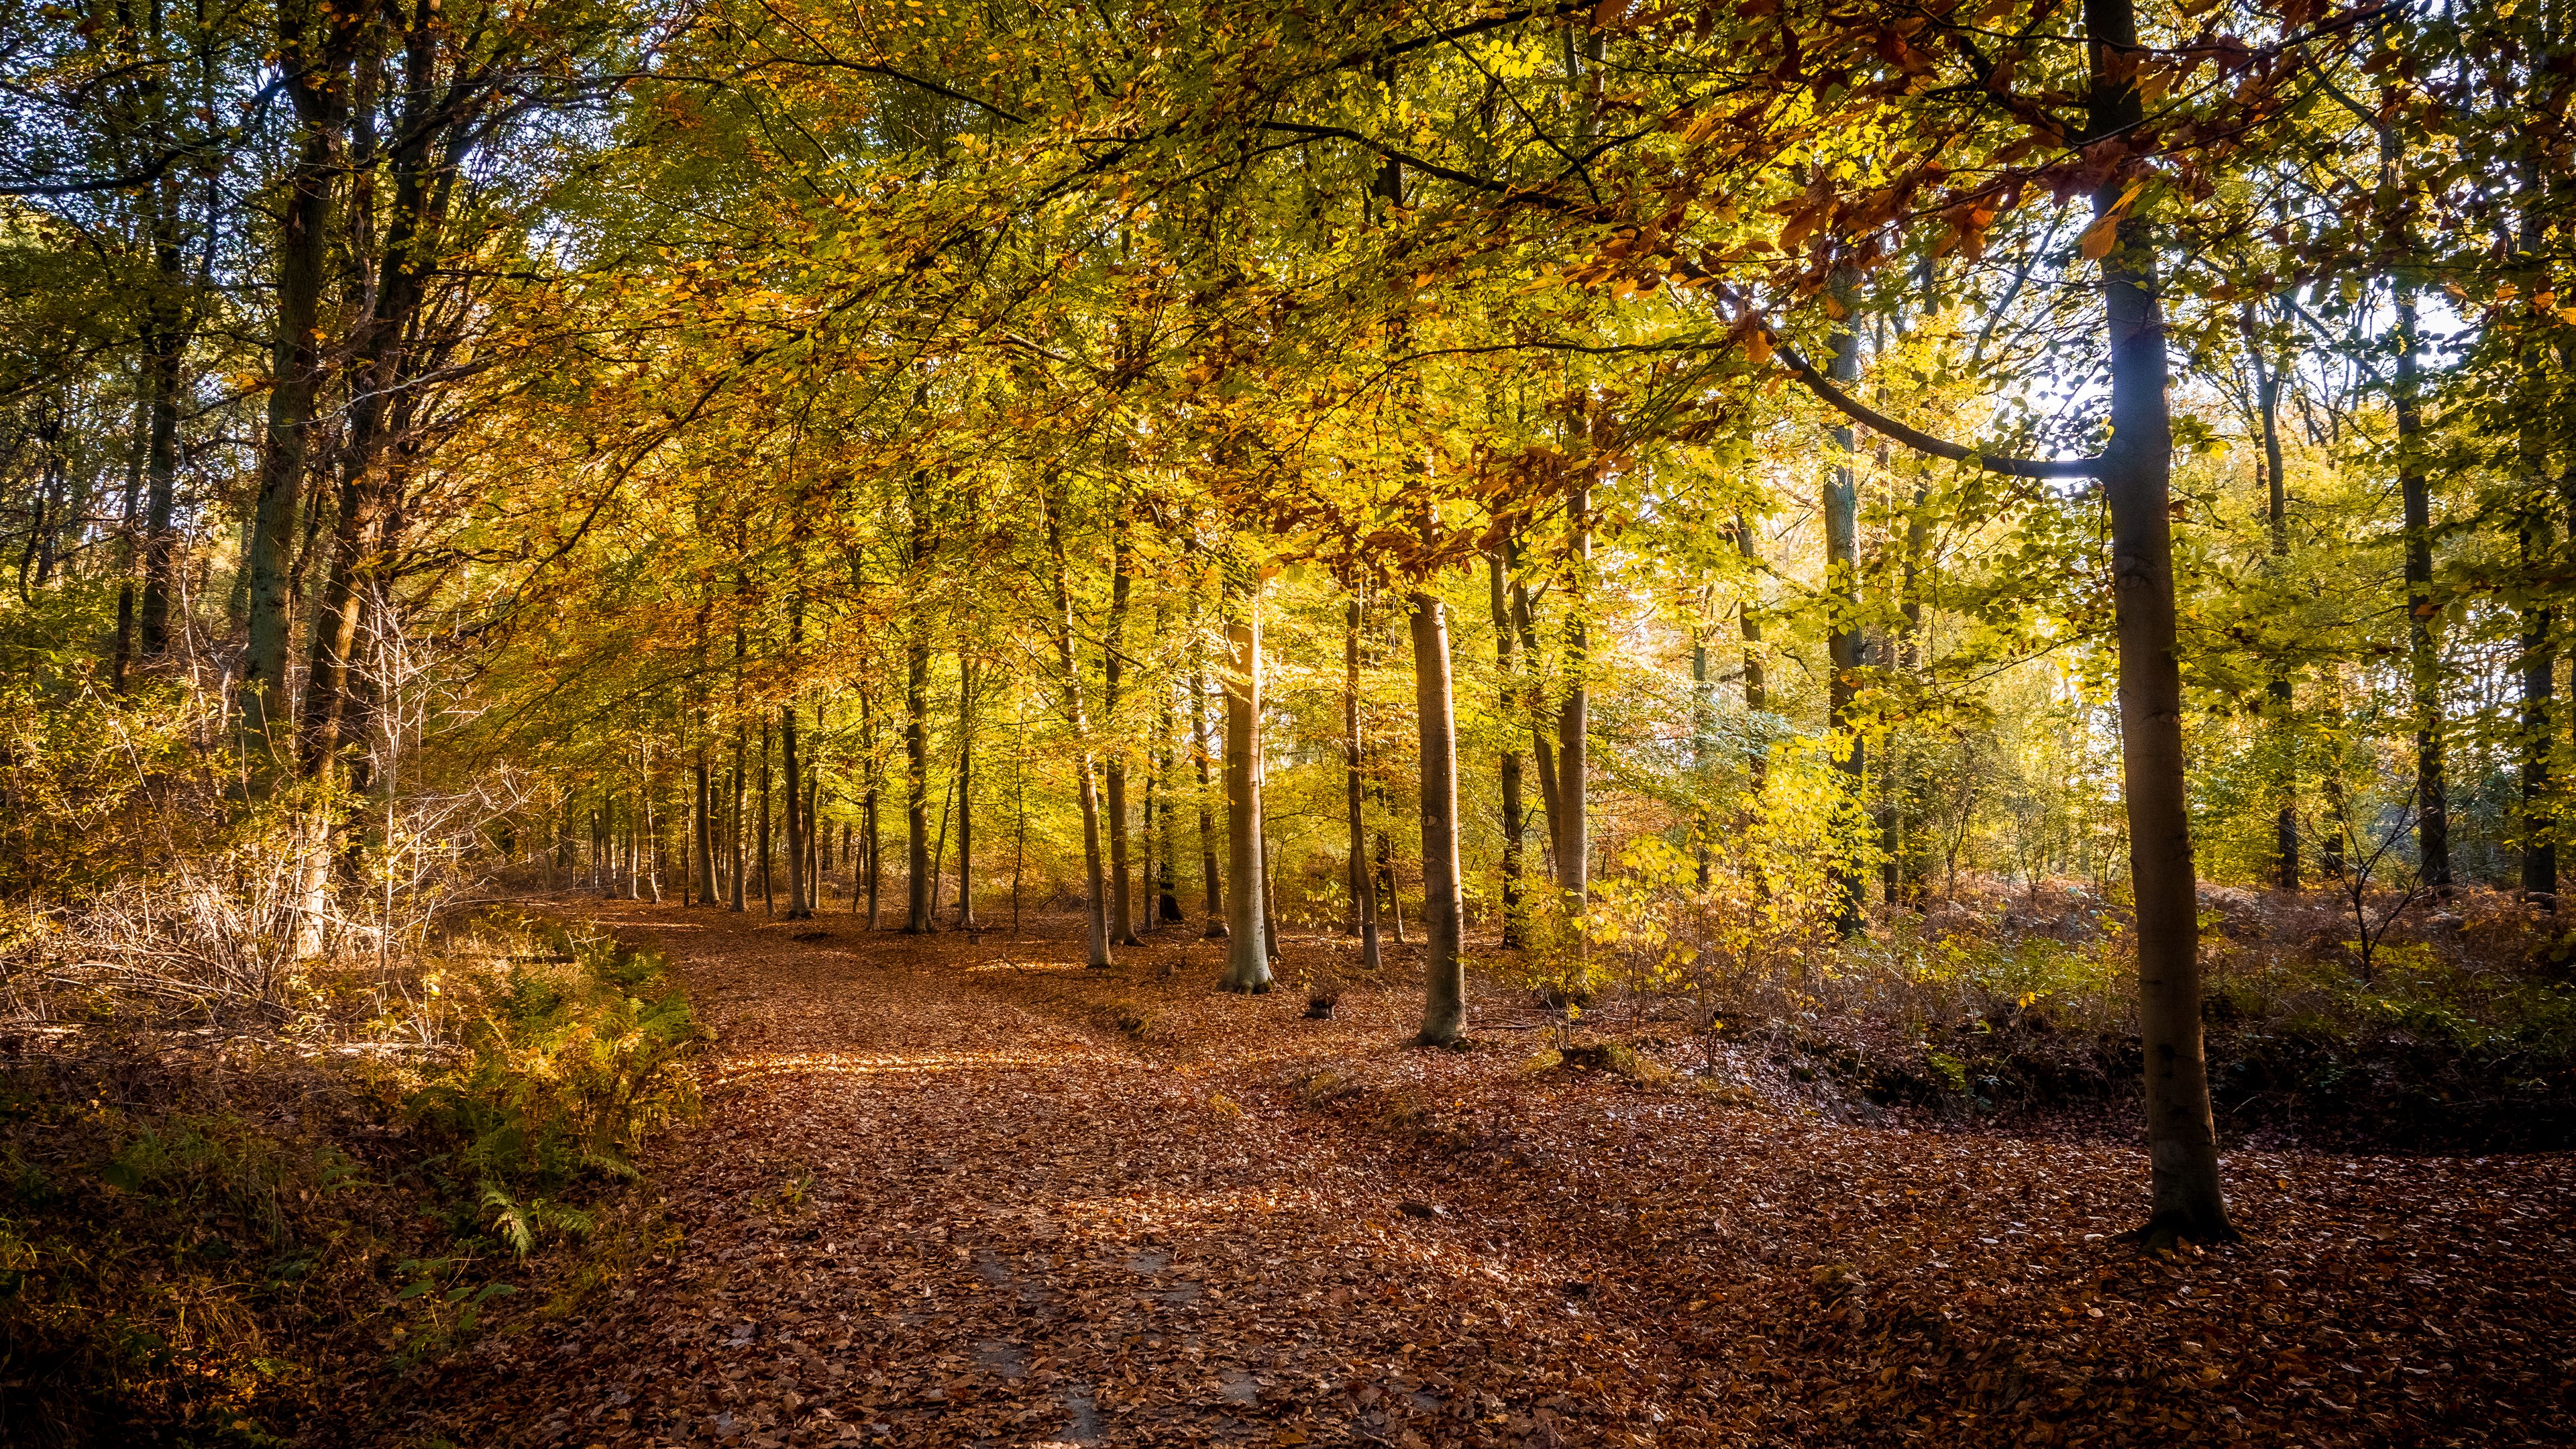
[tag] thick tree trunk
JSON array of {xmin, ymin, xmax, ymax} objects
[
  {"xmin": 905, "ymin": 628, "xmax": 932, "ymax": 932},
  {"xmin": 1487, "ymin": 551, "xmax": 1527, "ymax": 947},
  {"xmin": 1346, "ymin": 594, "xmax": 1383, "ymax": 969},
  {"xmin": 1411, "ymin": 590, "xmax": 1466, "ymax": 1046},
  {"xmin": 1106, "ymin": 528, "xmax": 1139, "ymax": 946},
  {"xmin": 2089, "ymin": 0, "xmax": 2231, "ymax": 1243},
  {"xmin": 1823, "ymin": 283, "xmax": 1868, "ymax": 935},
  {"xmin": 1220, "ymin": 557, "xmax": 1271, "ymax": 991}
]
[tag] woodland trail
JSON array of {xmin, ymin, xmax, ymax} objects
[{"xmin": 388, "ymin": 904, "xmax": 2576, "ymax": 1449}]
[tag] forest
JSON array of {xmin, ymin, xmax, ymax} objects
[{"xmin": 1, "ymin": 0, "xmax": 2571, "ymax": 1442}]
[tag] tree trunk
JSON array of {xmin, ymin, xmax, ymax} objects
[
  {"xmin": 1046, "ymin": 501, "xmax": 1112, "ymax": 967},
  {"xmin": 1556, "ymin": 478, "xmax": 1591, "ymax": 912},
  {"xmin": 958, "ymin": 651, "xmax": 978, "ymax": 928},
  {"xmin": 759, "ymin": 720, "xmax": 774, "ymax": 914},
  {"xmin": 1346, "ymin": 594, "xmax": 1384, "ymax": 969},
  {"xmin": 1411, "ymin": 590, "xmax": 1466, "ymax": 1046},
  {"xmin": 905, "ymin": 627, "xmax": 933, "ymax": 932},
  {"xmin": 1191, "ymin": 641, "xmax": 1226, "ymax": 937},
  {"xmin": 783, "ymin": 698, "xmax": 810, "ymax": 918},
  {"xmin": 1487, "ymin": 551, "xmax": 1527, "ymax": 947},
  {"xmin": 136, "ymin": 300, "xmax": 184, "ymax": 658},
  {"xmin": 1691, "ymin": 595, "xmax": 1714, "ymax": 890},
  {"xmin": 1737, "ymin": 513, "xmax": 1769, "ymax": 793},
  {"xmin": 729, "ymin": 722, "xmax": 747, "ymax": 912},
  {"xmin": 1823, "ymin": 277, "xmax": 1868, "ymax": 936},
  {"xmin": 2244, "ymin": 303, "xmax": 2300, "ymax": 892},
  {"xmin": 2088, "ymin": 0, "xmax": 2231, "ymax": 1243},
  {"xmin": 1220, "ymin": 555, "xmax": 1271, "ymax": 991},
  {"xmin": 695, "ymin": 735, "xmax": 715, "ymax": 906},
  {"xmin": 859, "ymin": 685, "xmax": 880, "ymax": 923},
  {"xmin": 1155, "ymin": 643, "xmax": 1184, "ymax": 924},
  {"xmin": 1512, "ymin": 573, "xmax": 1564, "ymax": 877},
  {"xmin": 241, "ymin": 16, "xmax": 347, "ymax": 751},
  {"xmin": 2381, "ymin": 115, "xmax": 2449, "ymax": 891},
  {"xmin": 1106, "ymin": 525, "xmax": 1140, "ymax": 946}
]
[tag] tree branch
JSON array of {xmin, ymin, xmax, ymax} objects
[{"xmin": 1771, "ymin": 342, "xmax": 2097, "ymax": 480}]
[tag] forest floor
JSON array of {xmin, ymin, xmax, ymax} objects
[{"xmin": 381, "ymin": 902, "xmax": 2576, "ymax": 1449}]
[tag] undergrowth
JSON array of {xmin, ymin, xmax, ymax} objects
[{"xmin": 0, "ymin": 912, "xmax": 702, "ymax": 1447}]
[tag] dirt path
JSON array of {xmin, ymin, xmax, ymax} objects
[{"xmin": 386, "ymin": 902, "xmax": 2576, "ymax": 1449}]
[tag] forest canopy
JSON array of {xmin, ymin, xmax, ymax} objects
[{"xmin": 2, "ymin": 0, "xmax": 2571, "ymax": 1261}]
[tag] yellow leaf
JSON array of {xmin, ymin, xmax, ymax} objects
[{"xmin": 2078, "ymin": 213, "xmax": 2121, "ymax": 261}]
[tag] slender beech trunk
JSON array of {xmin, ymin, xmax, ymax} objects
[
  {"xmin": 1513, "ymin": 574, "xmax": 1563, "ymax": 876},
  {"xmin": 2381, "ymin": 118, "xmax": 2449, "ymax": 890},
  {"xmin": 1411, "ymin": 590, "xmax": 1466, "ymax": 1046},
  {"xmin": 2088, "ymin": 0, "xmax": 2231, "ymax": 1242},
  {"xmin": 1487, "ymin": 552, "xmax": 1528, "ymax": 947},
  {"xmin": 1106, "ymin": 525, "xmax": 1140, "ymax": 945},
  {"xmin": 1736, "ymin": 513, "xmax": 1769, "ymax": 792},
  {"xmin": 1691, "ymin": 593, "xmax": 1714, "ymax": 890},
  {"xmin": 1220, "ymin": 555, "xmax": 1271, "ymax": 991},
  {"xmin": 2520, "ymin": 482, "xmax": 2559, "ymax": 910},
  {"xmin": 1346, "ymin": 594, "xmax": 1383, "ymax": 969},
  {"xmin": 2245, "ymin": 303, "xmax": 2300, "ymax": 890},
  {"xmin": 1155, "ymin": 644, "xmax": 1183, "ymax": 924},
  {"xmin": 136, "ymin": 297, "xmax": 184, "ymax": 658},
  {"xmin": 958, "ymin": 651, "xmax": 977, "ymax": 928},
  {"xmin": 694, "ymin": 739, "xmax": 714, "ymax": 906},
  {"xmin": 783, "ymin": 701, "xmax": 810, "ymax": 918},
  {"xmin": 1191, "ymin": 637, "xmax": 1226, "ymax": 937},
  {"xmin": 1823, "ymin": 276, "xmax": 1868, "ymax": 935},
  {"xmin": 241, "ymin": 10, "xmax": 347, "ymax": 750},
  {"xmin": 860, "ymin": 684, "xmax": 881, "ymax": 924},
  {"xmin": 729, "ymin": 724, "xmax": 746, "ymax": 912},
  {"xmin": 1557, "ymin": 477, "xmax": 1591, "ymax": 913},
  {"xmin": 759, "ymin": 721, "xmax": 773, "ymax": 914},
  {"xmin": 904, "ymin": 627, "xmax": 932, "ymax": 932},
  {"xmin": 1046, "ymin": 502, "xmax": 1112, "ymax": 967}
]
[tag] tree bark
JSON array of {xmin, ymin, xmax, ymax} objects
[
  {"xmin": 1736, "ymin": 513, "xmax": 1769, "ymax": 793},
  {"xmin": 1191, "ymin": 637, "xmax": 1226, "ymax": 937},
  {"xmin": 1487, "ymin": 551, "xmax": 1527, "ymax": 946},
  {"xmin": 957, "ymin": 651, "xmax": 977, "ymax": 928},
  {"xmin": 782, "ymin": 701, "xmax": 810, "ymax": 918},
  {"xmin": 2377, "ymin": 115, "xmax": 2449, "ymax": 891},
  {"xmin": 1346, "ymin": 593, "xmax": 1383, "ymax": 969},
  {"xmin": 1106, "ymin": 524, "xmax": 1140, "ymax": 946},
  {"xmin": 1823, "ymin": 275, "xmax": 1868, "ymax": 935},
  {"xmin": 2088, "ymin": 0, "xmax": 2231, "ymax": 1243},
  {"xmin": 1411, "ymin": 590, "xmax": 1466, "ymax": 1046},
  {"xmin": 904, "ymin": 626, "xmax": 932, "ymax": 932},
  {"xmin": 1046, "ymin": 499, "xmax": 1113, "ymax": 967},
  {"xmin": 2243, "ymin": 303, "xmax": 2300, "ymax": 892},
  {"xmin": 1220, "ymin": 554, "xmax": 1271, "ymax": 991},
  {"xmin": 241, "ymin": 1, "xmax": 351, "ymax": 751},
  {"xmin": 1556, "ymin": 477, "xmax": 1591, "ymax": 912}
]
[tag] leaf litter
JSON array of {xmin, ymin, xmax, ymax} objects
[{"xmin": 381, "ymin": 903, "xmax": 2576, "ymax": 1447}]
